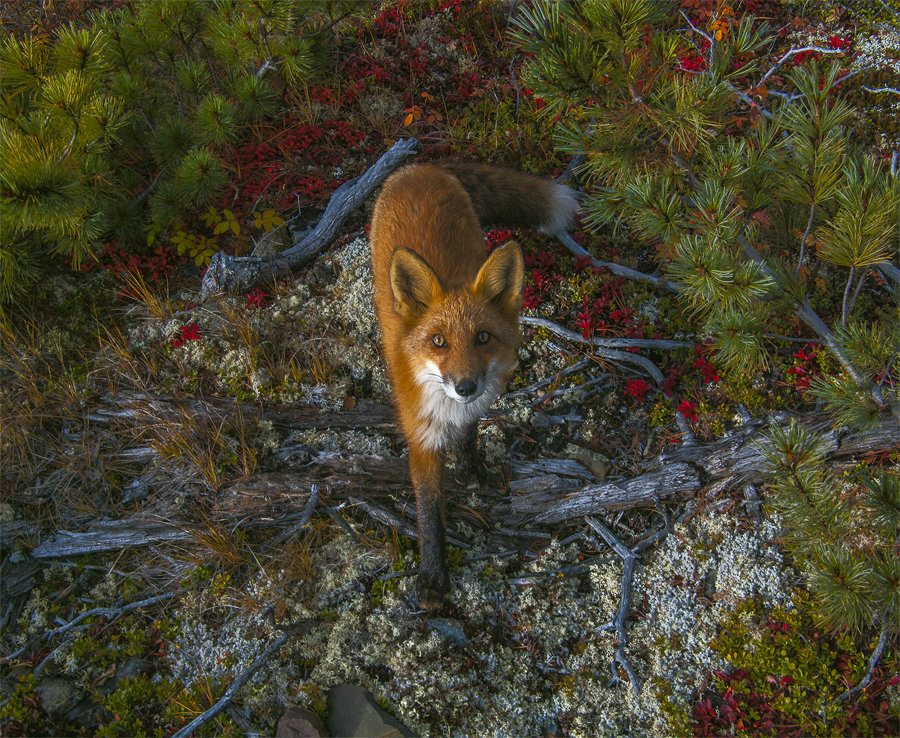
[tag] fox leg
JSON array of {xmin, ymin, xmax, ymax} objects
[
  {"xmin": 453, "ymin": 423, "xmax": 487, "ymax": 488},
  {"xmin": 409, "ymin": 443, "xmax": 450, "ymax": 612}
]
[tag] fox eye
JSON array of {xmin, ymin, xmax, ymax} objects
[
  {"xmin": 431, "ymin": 333, "xmax": 447, "ymax": 348},
  {"xmin": 476, "ymin": 330, "xmax": 491, "ymax": 345}
]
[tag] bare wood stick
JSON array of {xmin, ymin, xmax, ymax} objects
[
  {"xmin": 259, "ymin": 484, "xmax": 321, "ymax": 550},
  {"xmin": 585, "ymin": 516, "xmax": 641, "ymax": 692},
  {"xmin": 31, "ymin": 519, "xmax": 192, "ymax": 559},
  {"xmin": 521, "ymin": 314, "xmax": 696, "ymax": 443},
  {"xmin": 200, "ymin": 138, "xmax": 420, "ymax": 297},
  {"xmin": 3, "ymin": 592, "xmax": 176, "ymax": 665},
  {"xmin": 171, "ymin": 631, "xmax": 291, "ymax": 738},
  {"xmin": 524, "ymin": 463, "xmax": 701, "ymax": 524},
  {"xmin": 843, "ymin": 626, "xmax": 891, "ymax": 701},
  {"xmin": 556, "ymin": 231, "xmax": 680, "ymax": 292},
  {"xmin": 521, "ymin": 315, "xmax": 692, "ymax": 353}
]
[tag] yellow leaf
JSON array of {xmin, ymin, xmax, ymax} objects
[
  {"xmin": 404, "ymin": 112, "xmax": 414, "ymax": 126},
  {"xmin": 230, "ymin": 220, "xmax": 240, "ymax": 235},
  {"xmin": 213, "ymin": 221, "xmax": 229, "ymax": 235},
  {"xmin": 195, "ymin": 253, "xmax": 205, "ymax": 266},
  {"xmin": 145, "ymin": 228, "xmax": 157, "ymax": 247},
  {"xmin": 715, "ymin": 29, "xmax": 724, "ymax": 41},
  {"xmin": 223, "ymin": 209, "xmax": 235, "ymax": 221}
]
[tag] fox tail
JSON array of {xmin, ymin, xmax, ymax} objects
[{"xmin": 439, "ymin": 161, "xmax": 578, "ymax": 236}]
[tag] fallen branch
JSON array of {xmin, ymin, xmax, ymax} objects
[
  {"xmin": 171, "ymin": 630, "xmax": 292, "ymax": 738},
  {"xmin": 30, "ymin": 519, "xmax": 191, "ymax": 559},
  {"xmin": 556, "ymin": 231, "xmax": 680, "ymax": 292},
  {"xmin": 586, "ymin": 516, "xmax": 641, "ymax": 692},
  {"xmin": 843, "ymin": 626, "xmax": 892, "ymax": 701},
  {"xmin": 517, "ymin": 463, "xmax": 701, "ymax": 524},
  {"xmin": 2, "ymin": 591, "xmax": 177, "ymax": 665},
  {"xmin": 200, "ymin": 138, "xmax": 420, "ymax": 297},
  {"xmin": 521, "ymin": 315, "xmax": 696, "ymax": 442}
]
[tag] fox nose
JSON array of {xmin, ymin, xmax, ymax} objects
[{"xmin": 455, "ymin": 379, "xmax": 478, "ymax": 397}]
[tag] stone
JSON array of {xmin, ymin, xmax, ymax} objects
[
  {"xmin": 276, "ymin": 706, "xmax": 328, "ymax": 737},
  {"xmin": 327, "ymin": 684, "xmax": 415, "ymax": 738},
  {"xmin": 36, "ymin": 678, "xmax": 81, "ymax": 715},
  {"xmin": 563, "ymin": 443, "xmax": 611, "ymax": 478}
]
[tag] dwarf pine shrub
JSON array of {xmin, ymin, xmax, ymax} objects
[
  {"xmin": 510, "ymin": 0, "xmax": 898, "ymax": 429},
  {"xmin": 1, "ymin": 0, "xmax": 341, "ymax": 301}
]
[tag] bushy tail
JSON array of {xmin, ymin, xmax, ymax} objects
[{"xmin": 439, "ymin": 161, "xmax": 578, "ymax": 236}]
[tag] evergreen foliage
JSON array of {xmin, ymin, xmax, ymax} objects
[
  {"xmin": 510, "ymin": 0, "xmax": 899, "ymax": 429},
  {"xmin": 1, "ymin": 0, "xmax": 343, "ymax": 301},
  {"xmin": 764, "ymin": 420, "xmax": 899, "ymax": 637},
  {"xmin": 0, "ymin": 25, "xmax": 125, "ymax": 301}
]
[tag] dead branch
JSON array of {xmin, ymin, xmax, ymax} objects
[
  {"xmin": 509, "ymin": 463, "xmax": 701, "ymax": 524},
  {"xmin": 2, "ymin": 591, "xmax": 176, "ymax": 665},
  {"xmin": 556, "ymin": 231, "xmax": 680, "ymax": 292},
  {"xmin": 585, "ymin": 516, "xmax": 641, "ymax": 692},
  {"xmin": 520, "ymin": 315, "xmax": 697, "ymax": 442},
  {"xmin": 843, "ymin": 626, "xmax": 891, "ymax": 701},
  {"xmin": 170, "ymin": 630, "xmax": 292, "ymax": 738},
  {"xmin": 30, "ymin": 518, "xmax": 192, "ymax": 559},
  {"xmin": 200, "ymin": 137, "xmax": 420, "ymax": 297}
]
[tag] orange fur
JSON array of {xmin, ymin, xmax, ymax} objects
[{"xmin": 370, "ymin": 162, "xmax": 575, "ymax": 611}]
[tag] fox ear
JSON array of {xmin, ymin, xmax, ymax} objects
[
  {"xmin": 473, "ymin": 240, "xmax": 524, "ymax": 317},
  {"xmin": 389, "ymin": 248, "xmax": 443, "ymax": 319}
]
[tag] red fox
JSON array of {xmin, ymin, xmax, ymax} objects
[{"xmin": 370, "ymin": 162, "xmax": 577, "ymax": 611}]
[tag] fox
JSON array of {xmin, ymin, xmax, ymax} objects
[{"xmin": 369, "ymin": 161, "xmax": 577, "ymax": 611}]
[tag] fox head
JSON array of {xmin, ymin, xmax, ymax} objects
[{"xmin": 389, "ymin": 241, "xmax": 524, "ymax": 415}]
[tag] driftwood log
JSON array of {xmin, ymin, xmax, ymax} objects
[{"xmin": 199, "ymin": 137, "xmax": 419, "ymax": 297}]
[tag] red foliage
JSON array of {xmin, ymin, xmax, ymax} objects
[
  {"xmin": 692, "ymin": 344, "xmax": 721, "ymax": 383},
  {"xmin": 678, "ymin": 399, "xmax": 699, "ymax": 422},
  {"xmin": 625, "ymin": 379, "xmax": 651, "ymax": 403},
  {"xmin": 170, "ymin": 322, "xmax": 200, "ymax": 348}
]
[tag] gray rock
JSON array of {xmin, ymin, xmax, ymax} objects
[
  {"xmin": 327, "ymin": 684, "xmax": 415, "ymax": 738},
  {"xmin": 427, "ymin": 618, "xmax": 471, "ymax": 648},
  {"xmin": 36, "ymin": 678, "xmax": 81, "ymax": 715},
  {"xmin": 276, "ymin": 706, "xmax": 328, "ymax": 737}
]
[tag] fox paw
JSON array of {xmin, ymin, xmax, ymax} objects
[{"xmin": 417, "ymin": 572, "xmax": 450, "ymax": 613}]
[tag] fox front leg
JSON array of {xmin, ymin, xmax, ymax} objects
[
  {"xmin": 453, "ymin": 423, "xmax": 488, "ymax": 489},
  {"xmin": 409, "ymin": 444, "xmax": 450, "ymax": 612}
]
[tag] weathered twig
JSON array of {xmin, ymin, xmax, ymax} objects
[
  {"xmin": 521, "ymin": 315, "xmax": 696, "ymax": 442},
  {"xmin": 586, "ymin": 516, "xmax": 641, "ymax": 692},
  {"xmin": 556, "ymin": 231, "xmax": 680, "ymax": 292},
  {"xmin": 200, "ymin": 138, "xmax": 420, "ymax": 297},
  {"xmin": 843, "ymin": 626, "xmax": 892, "ymax": 701},
  {"xmin": 259, "ymin": 484, "xmax": 321, "ymax": 550},
  {"xmin": 521, "ymin": 316, "xmax": 692, "ymax": 352},
  {"xmin": 2, "ymin": 591, "xmax": 177, "ymax": 665},
  {"xmin": 171, "ymin": 630, "xmax": 291, "ymax": 738},
  {"xmin": 30, "ymin": 519, "xmax": 192, "ymax": 559}
]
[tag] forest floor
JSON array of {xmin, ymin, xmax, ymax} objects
[{"xmin": 1, "ymin": 2, "xmax": 898, "ymax": 736}]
